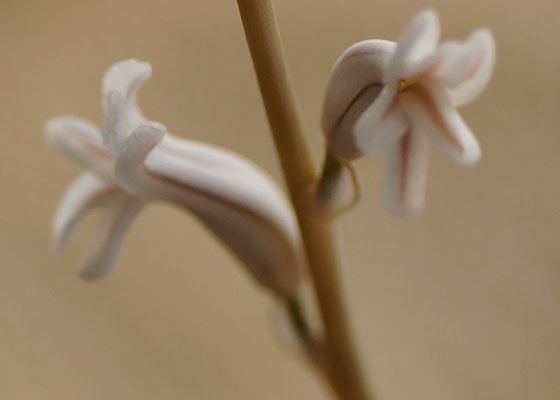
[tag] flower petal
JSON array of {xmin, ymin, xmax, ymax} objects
[
  {"xmin": 102, "ymin": 90, "xmax": 166, "ymax": 161},
  {"xmin": 382, "ymin": 130, "xmax": 429, "ymax": 214},
  {"xmin": 321, "ymin": 39, "xmax": 396, "ymax": 134},
  {"xmin": 113, "ymin": 124, "xmax": 165, "ymax": 196},
  {"xmin": 101, "ymin": 59, "xmax": 160, "ymax": 139},
  {"xmin": 398, "ymin": 40, "xmax": 463, "ymax": 80},
  {"xmin": 145, "ymin": 145, "xmax": 298, "ymax": 242},
  {"xmin": 51, "ymin": 173, "xmax": 121, "ymax": 252},
  {"xmin": 78, "ymin": 196, "xmax": 144, "ymax": 280},
  {"xmin": 320, "ymin": 39, "xmax": 397, "ymax": 161},
  {"xmin": 441, "ymin": 29, "xmax": 496, "ymax": 106},
  {"xmin": 191, "ymin": 203, "xmax": 301, "ymax": 296},
  {"xmin": 385, "ymin": 9, "xmax": 440, "ymax": 82},
  {"xmin": 117, "ymin": 125, "xmax": 296, "ymax": 240},
  {"xmin": 45, "ymin": 117, "xmax": 115, "ymax": 182},
  {"xmin": 400, "ymin": 82, "xmax": 480, "ymax": 164},
  {"xmin": 102, "ymin": 59, "xmax": 151, "ymax": 110},
  {"xmin": 114, "ymin": 126, "xmax": 301, "ymax": 295},
  {"xmin": 354, "ymin": 86, "xmax": 409, "ymax": 155},
  {"xmin": 328, "ymin": 82, "xmax": 384, "ymax": 161},
  {"xmin": 160, "ymin": 134, "xmax": 279, "ymax": 185}
]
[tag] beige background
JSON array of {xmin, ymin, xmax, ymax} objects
[{"xmin": 1, "ymin": 0, "xmax": 559, "ymax": 399}]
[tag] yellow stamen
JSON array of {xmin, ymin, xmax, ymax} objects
[{"xmin": 399, "ymin": 78, "xmax": 418, "ymax": 92}]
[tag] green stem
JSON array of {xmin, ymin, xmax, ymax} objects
[
  {"xmin": 285, "ymin": 296, "xmax": 314, "ymax": 347},
  {"xmin": 236, "ymin": 1, "xmax": 375, "ymax": 399},
  {"xmin": 316, "ymin": 151, "xmax": 345, "ymax": 203},
  {"xmin": 317, "ymin": 151, "xmax": 361, "ymax": 217}
]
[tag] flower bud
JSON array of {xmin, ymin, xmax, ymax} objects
[{"xmin": 321, "ymin": 40, "xmax": 395, "ymax": 162}]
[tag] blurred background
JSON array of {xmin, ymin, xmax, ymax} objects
[{"xmin": 1, "ymin": 0, "xmax": 559, "ymax": 399}]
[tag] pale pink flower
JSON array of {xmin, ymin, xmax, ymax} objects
[
  {"xmin": 46, "ymin": 60, "xmax": 301, "ymax": 295},
  {"xmin": 322, "ymin": 9, "xmax": 495, "ymax": 213}
]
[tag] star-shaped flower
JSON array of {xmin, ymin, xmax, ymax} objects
[
  {"xmin": 46, "ymin": 59, "xmax": 301, "ymax": 296},
  {"xmin": 322, "ymin": 9, "xmax": 495, "ymax": 213}
]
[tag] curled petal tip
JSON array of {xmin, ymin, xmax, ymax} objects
[
  {"xmin": 455, "ymin": 142, "xmax": 481, "ymax": 166},
  {"xmin": 51, "ymin": 222, "xmax": 73, "ymax": 253},
  {"xmin": 409, "ymin": 9, "xmax": 440, "ymax": 39},
  {"xmin": 44, "ymin": 118, "xmax": 62, "ymax": 143},
  {"xmin": 44, "ymin": 121, "xmax": 64, "ymax": 149},
  {"xmin": 468, "ymin": 28, "xmax": 496, "ymax": 59},
  {"xmin": 471, "ymin": 28, "xmax": 495, "ymax": 47},
  {"xmin": 415, "ymin": 8, "xmax": 438, "ymax": 24},
  {"xmin": 403, "ymin": 8, "xmax": 439, "ymax": 40},
  {"xmin": 386, "ymin": 8, "xmax": 441, "ymax": 82},
  {"xmin": 448, "ymin": 28, "xmax": 496, "ymax": 106},
  {"xmin": 102, "ymin": 59, "xmax": 152, "ymax": 103},
  {"xmin": 76, "ymin": 242, "xmax": 120, "ymax": 281}
]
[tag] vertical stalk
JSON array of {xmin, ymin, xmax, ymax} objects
[{"xmin": 236, "ymin": 1, "xmax": 374, "ymax": 399}]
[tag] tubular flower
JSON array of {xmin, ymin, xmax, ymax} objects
[
  {"xmin": 322, "ymin": 9, "xmax": 495, "ymax": 213},
  {"xmin": 46, "ymin": 59, "xmax": 301, "ymax": 296}
]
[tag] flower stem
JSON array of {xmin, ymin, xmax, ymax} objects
[
  {"xmin": 317, "ymin": 151, "xmax": 345, "ymax": 202},
  {"xmin": 285, "ymin": 296, "xmax": 314, "ymax": 348},
  {"xmin": 236, "ymin": 1, "xmax": 374, "ymax": 398},
  {"xmin": 316, "ymin": 152, "xmax": 361, "ymax": 216}
]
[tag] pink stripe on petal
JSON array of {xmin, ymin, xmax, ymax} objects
[
  {"xmin": 321, "ymin": 39, "xmax": 396, "ymax": 137},
  {"xmin": 446, "ymin": 52, "xmax": 484, "ymax": 89},
  {"xmin": 399, "ymin": 132, "xmax": 411, "ymax": 201},
  {"xmin": 383, "ymin": 130, "xmax": 429, "ymax": 214},
  {"xmin": 45, "ymin": 117, "xmax": 115, "ymax": 182},
  {"xmin": 401, "ymin": 82, "xmax": 480, "ymax": 164},
  {"xmin": 445, "ymin": 29, "xmax": 496, "ymax": 106}
]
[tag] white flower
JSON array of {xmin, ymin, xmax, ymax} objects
[
  {"xmin": 46, "ymin": 59, "xmax": 301, "ymax": 296},
  {"xmin": 322, "ymin": 9, "xmax": 495, "ymax": 213}
]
